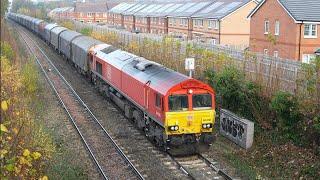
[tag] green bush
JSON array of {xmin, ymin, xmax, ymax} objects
[
  {"xmin": 206, "ymin": 66, "xmax": 272, "ymax": 128},
  {"xmin": 21, "ymin": 60, "xmax": 39, "ymax": 94},
  {"xmin": 80, "ymin": 28, "xmax": 92, "ymax": 36},
  {"xmin": 1, "ymin": 41, "xmax": 14, "ymax": 60},
  {"xmin": 207, "ymin": 66, "xmax": 245, "ymax": 111},
  {"xmin": 271, "ymin": 91, "xmax": 302, "ymax": 140}
]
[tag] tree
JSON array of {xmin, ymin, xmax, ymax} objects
[{"xmin": 1, "ymin": 0, "xmax": 9, "ymax": 18}]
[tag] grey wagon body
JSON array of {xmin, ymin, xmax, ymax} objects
[
  {"xmin": 59, "ymin": 30, "xmax": 83, "ymax": 59},
  {"xmin": 50, "ymin": 26, "xmax": 68, "ymax": 50},
  {"xmin": 71, "ymin": 36, "xmax": 104, "ymax": 72}
]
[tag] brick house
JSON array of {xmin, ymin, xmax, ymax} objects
[
  {"xmin": 49, "ymin": 7, "xmax": 74, "ymax": 20},
  {"xmin": 191, "ymin": 0, "xmax": 258, "ymax": 47},
  {"xmin": 148, "ymin": 4, "xmax": 181, "ymax": 34},
  {"xmin": 248, "ymin": 0, "xmax": 320, "ymax": 62},
  {"xmin": 107, "ymin": 3, "xmax": 136, "ymax": 27},
  {"xmin": 74, "ymin": 2, "xmax": 108, "ymax": 23},
  {"xmin": 134, "ymin": 4, "xmax": 167, "ymax": 33},
  {"xmin": 167, "ymin": 2, "xmax": 207, "ymax": 40},
  {"xmin": 122, "ymin": 4, "xmax": 148, "ymax": 32}
]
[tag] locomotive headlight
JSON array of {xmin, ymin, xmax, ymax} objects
[
  {"xmin": 169, "ymin": 125, "xmax": 179, "ymax": 131},
  {"xmin": 202, "ymin": 123, "xmax": 212, "ymax": 129}
]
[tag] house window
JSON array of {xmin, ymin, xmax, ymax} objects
[
  {"xmin": 193, "ymin": 19, "xmax": 197, "ymax": 27},
  {"xmin": 264, "ymin": 49, "xmax": 268, "ymax": 55},
  {"xmin": 264, "ymin": 20, "xmax": 269, "ymax": 34},
  {"xmin": 302, "ymin": 54, "xmax": 316, "ymax": 63},
  {"xmin": 274, "ymin": 51, "xmax": 279, "ymax": 58},
  {"xmin": 210, "ymin": 38, "xmax": 216, "ymax": 45},
  {"xmin": 304, "ymin": 24, "xmax": 317, "ymax": 38},
  {"xmin": 208, "ymin": 20, "xmax": 218, "ymax": 29},
  {"xmin": 275, "ymin": 21, "xmax": 280, "ymax": 35},
  {"xmin": 198, "ymin": 20, "xmax": 203, "ymax": 27},
  {"xmin": 180, "ymin": 18, "xmax": 184, "ymax": 26}
]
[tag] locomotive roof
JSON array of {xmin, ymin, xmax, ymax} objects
[
  {"xmin": 72, "ymin": 36, "xmax": 105, "ymax": 52},
  {"xmin": 123, "ymin": 59, "xmax": 189, "ymax": 95},
  {"xmin": 95, "ymin": 47, "xmax": 190, "ymax": 95}
]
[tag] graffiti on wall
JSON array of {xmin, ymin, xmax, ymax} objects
[
  {"xmin": 221, "ymin": 117, "xmax": 245, "ymax": 140},
  {"xmin": 220, "ymin": 109, "xmax": 254, "ymax": 149}
]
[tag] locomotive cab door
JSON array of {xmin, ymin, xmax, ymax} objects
[{"xmin": 144, "ymin": 81, "xmax": 151, "ymax": 110}]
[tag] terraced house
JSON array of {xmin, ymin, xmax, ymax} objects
[
  {"xmin": 49, "ymin": 7, "xmax": 74, "ymax": 20},
  {"xmin": 73, "ymin": 2, "xmax": 109, "ymax": 23},
  {"xmin": 248, "ymin": 0, "xmax": 320, "ymax": 62},
  {"xmin": 107, "ymin": 3, "xmax": 136, "ymax": 28},
  {"xmin": 191, "ymin": 0, "xmax": 258, "ymax": 46},
  {"xmin": 109, "ymin": 0, "xmax": 258, "ymax": 48}
]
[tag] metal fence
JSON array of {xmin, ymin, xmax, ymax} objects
[{"xmin": 72, "ymin": 21, "xmax": 303, "ymax": 94}]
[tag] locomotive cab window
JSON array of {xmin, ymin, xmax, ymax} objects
[
  {"xmin": 96, "ymin": 61, "xmax": 102, "ymax": 75},
  {"xmin": 168, "ymin": 95, "xmax": 188, "ymax": 111},
  {"xmin": 192, "ymin": 94, "xmax": 212, "ymax": 110}
]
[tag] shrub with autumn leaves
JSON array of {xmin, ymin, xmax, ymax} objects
[{"xmin": 1, "ymin": 54, "xmax": 55, "ymax": 179}]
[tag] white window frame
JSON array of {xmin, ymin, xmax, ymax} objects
[
  {"xmin": 264, "ymin": 49, "xmax": 268, "ymax": 55},
  {"xmin": 274, "ymin": 51, "xmax": 279, "ymax": 58},
  {"xmin": 199, "ymin": 19, "xmax": 203, "ymax": 27},
  {"xmin": 302, "ymin": 54, "xmax": 316, "ymax": 63},
  {"xmin": 304, "ymin": 24, "xmax": 317, "ymax": 38},
  {"xmin": 264, "ymin": 20, "xmax": 269, "ymax": 34},
  {"xmin": 193, "ymin": 19, "xmax": 197, "ymax": 27},
  {"xmin": 211, "ymin": 38, "xmax": 216, "ymax": 45},
  {"xmin": 209, "ymin": 20, "xmax": 219, "ymax": 30},
  {"xmin": 275, "ymin": 20, "xmax": 280, "ymax": 36}
]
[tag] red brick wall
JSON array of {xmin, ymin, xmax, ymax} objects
[
  {"xmin": 150, "ymin": 17, "xmax": 167, "ymax": 34},
  {"xmin": 300, "ymin": 24, "xmax": 320, "ymax": 60},
  {"xmin": 135, "ymin": 17, "xmax": 150, "ymax": 33},
  {"xmin": 123, "ymin": 15, "xmax": 135, "ymax": 32},
  {"xmin": 249, "ymin": 0, "xmax": 299, "ymax": 60},
  {"xmin": 74, "ymin": 12, "xmax": 108, "ymax": 23}
]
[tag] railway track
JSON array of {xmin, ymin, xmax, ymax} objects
[
  {"xmin": 172, "ymin": 154, "xmax": 234, "ymax": 180},
  {"xmin": 14, "ymin": 21, "xmax": 144, "ymax": 180},
  {"xmin": 11, "ymin": 20, "xmax": 236, "ymax": 180}
]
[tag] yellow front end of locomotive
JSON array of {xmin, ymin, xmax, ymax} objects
[{"xmin": 165, "ymin": 110, "xmax": 215, "ymax": 135}]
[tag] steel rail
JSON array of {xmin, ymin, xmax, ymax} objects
[
  {"xmin": 13, "ymin": 20, "xmax": 144, "ymax": 180},
  {"xmin": 14, "ymin": 23, "xmax": 109, "ymax": 180},
  {"xmin": 170, "ymin": 153, "xmax": 234, "ymax": 180},
  {"xmin": 198, "ymin": 154, "xmax": 234, "ymax": 180}
]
